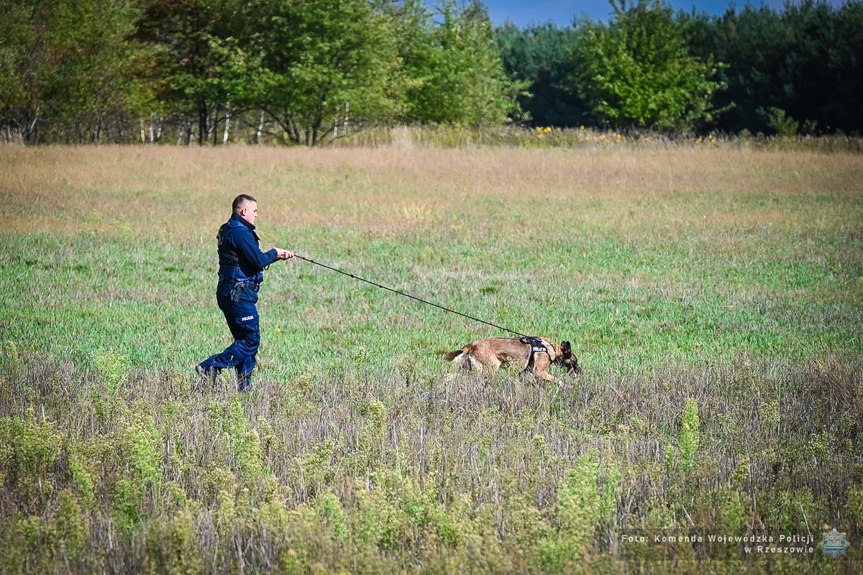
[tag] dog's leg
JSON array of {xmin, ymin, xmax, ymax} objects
[
  {"xmin": 468, "ymin": 354, "xmax": 485, "ymax": 374},
  {"xmin": 533, "ymin": 355, "xmax": 569, "ymax": 388},
  {"xmin": 536, "ymin": 370, "xmax": 570, "ymax": 389}
]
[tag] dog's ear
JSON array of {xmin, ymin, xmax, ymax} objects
[{"xmin": 562, "ymin": 340, "xmax": 571, "ymax": 355}]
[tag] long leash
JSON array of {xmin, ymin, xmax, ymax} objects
[{"xmin": 294, "ymin": 254, "xmax": 528, "ymax": 337}]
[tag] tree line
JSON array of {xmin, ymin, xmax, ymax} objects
[
  {"xmin": 1, "ymin": 0, "xmax": 860, "ymax": 145},
  {"xmin": 501, "ymin": 0, "xmax": 863, "ymax": 135}
]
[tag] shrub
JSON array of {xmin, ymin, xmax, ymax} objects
[
  {"xmin": 679, "ymin": 398, "xmax": 700, "ymax": 476},
  {"xmin": 539, "ymin": 450, "xmax": 604, "ymax": 569},
  {"xmin": 758, "ymin": 106, "xmax": 799, "ymax": 137},
  {"xmin": 53, "ymin": 490, "xmax": 90, "ymax": 564},
  {"xmin": 145, "ymin": 511, "xmax": 202, "ymax": 575},
  {"xmin": 317, "ymin": 490, "xmax": 349, "ymax": 543},
  {"xmin": 0, "ymin": 409, "xmax": 64, "ymax": 509},
  {"xmin": 92, "ymin": 350, "xmax": 130, "ymax": 395}
]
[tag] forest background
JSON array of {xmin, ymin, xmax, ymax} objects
[{"xmin": 2, "ymin": 0, "xmax": 861, "ymax": 146}]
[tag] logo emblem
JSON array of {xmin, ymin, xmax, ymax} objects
[{"xmin": 820, "ymin": 529, "xmax": 850, "ymax": 559}]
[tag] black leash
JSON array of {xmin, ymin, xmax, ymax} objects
[{"xmin": 294, "ymin": 254, "xmax": 528, "ymax": 337}]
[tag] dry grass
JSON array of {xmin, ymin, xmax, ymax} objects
[{"xmin": 2, "ymin": 145, "xmax": 860, "ymax": 238}]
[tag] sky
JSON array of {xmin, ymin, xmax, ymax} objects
[{"xmin": 454, "ymin": 0, "xmax": 852, "ymax": 27}]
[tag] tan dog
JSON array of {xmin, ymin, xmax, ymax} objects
[{"xmin": 443, "ymin": 336, "xmax": 580, "ymax": 384}]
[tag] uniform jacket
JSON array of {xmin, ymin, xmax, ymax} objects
[{"xmin": 217, "ymin": 213, "xmax": 279, "ymax": 285}]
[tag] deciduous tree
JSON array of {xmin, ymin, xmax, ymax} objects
[
  {"xmin": 0, "ymin": 1, "xmax": 55, "ymax": 142},
  {"xmin": 571, "ymin": 0, "xmax": 725, "ymax": 131},
  {"xmin": 251, "ymin": 0, "xmax": 404, "ymax": 145},
  {"xmin": 400, "ymin": 0, "xmax": 523, "ymax": 126},
  {"xmin": 134, "ymin": 0, "xmax": 249, "ymax": 144}
]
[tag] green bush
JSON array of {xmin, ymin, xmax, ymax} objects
[
  {"xmin": 317, "ymin": 489, "xmax": 349, "ymax": 543},
  {"xmin": 758, "ymin": 107, "xmax": 799, "ymax": 137},
  {"xmin": 93, "ymin": 350, "xmax": 130, "ymax": 395},
  {"xmin": 145, "ymin": 511, "xmax": 202, "ymax": 575},
  {"xmin": 538, "ymin": 450, "xmax": 613, "ymax": 570},
  {"xmin": 0, "ymin": 410, "xmax": 64, "ymax": 509},
  {"xmin": 679, "ymin": 398, "xmax": 700, "ymax": 476}
]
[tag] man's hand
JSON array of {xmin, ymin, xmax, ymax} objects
[{"xmin": 276, "ymin": 248, "xmax": 294, "ymax": 260}]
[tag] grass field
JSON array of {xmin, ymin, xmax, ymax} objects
[{"xmin": 1, "ymin": 143, "xmax": 861, "ymax": 573}]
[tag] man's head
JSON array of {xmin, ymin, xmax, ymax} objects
[{"xmin": 232, "ymin": 194, "xmax": 258, "ymax": 225}]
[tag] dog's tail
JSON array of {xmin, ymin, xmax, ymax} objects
[
  {"xmin": 443, "ymin": 346, "xmax": 474, "ymax": 370},
  {"xmin": 443, "ymin": 349, "xmax": 463, "ymax": 362}
]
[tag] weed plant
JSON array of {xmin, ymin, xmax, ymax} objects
[{"xmin": 0, "ymin": 145, "xmax": 861, "ymax": 573}]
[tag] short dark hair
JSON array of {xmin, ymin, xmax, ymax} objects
[{"xmin": 232, "ymin": 194, "xmax": 257, "ymax": 213}]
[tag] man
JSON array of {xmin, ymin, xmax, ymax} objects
[{"xmin": 197, "ymin": 194, "xmax": 293, "ymax": 391}]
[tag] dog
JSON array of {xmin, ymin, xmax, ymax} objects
[{"xmin": 443, "ymin": 336, "xmax": 580, "ymax": 384}]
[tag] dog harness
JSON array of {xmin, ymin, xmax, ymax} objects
[{"xmin": 520, "ymin": 336, "xmax": 551, "ymax": 371}]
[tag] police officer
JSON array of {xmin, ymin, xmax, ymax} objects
[{"xmin": 197, "ymin": 194, "xmax": 293, "ymax": 391}]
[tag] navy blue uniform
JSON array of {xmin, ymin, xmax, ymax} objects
[{"xmin": 198, "ymin": 213, "xmax": 279, "ymax": 390}]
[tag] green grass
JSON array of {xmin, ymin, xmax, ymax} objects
[
  {"xmin": 2, "ymin": 215, "xmax": 858, "ymax": 375},
  {"xmin": 0, "ymin": 144, "xmax": 861, "ymax": 573}
]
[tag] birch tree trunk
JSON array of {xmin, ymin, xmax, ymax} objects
[
  {"xmin": 256, "ymin": 110, "xmax": 264, "ymax": 144},
  {"xmin": 344, "ymin": 101, "xmax": 349, "ymax": 136},
  {"xmin": 223, "ymin": 107, "xmax": 230, "ymax": 144}
]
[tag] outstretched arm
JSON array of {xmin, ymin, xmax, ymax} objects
[{"xmin": 234, "ymin": 230, "xmax": 279, "ymax": 272}]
